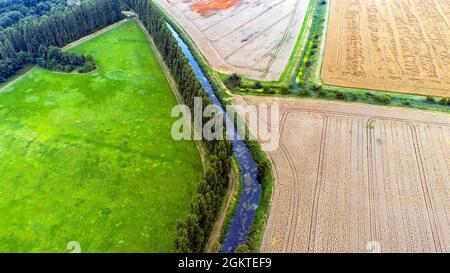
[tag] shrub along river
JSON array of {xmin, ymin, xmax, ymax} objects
[{"xmin": 167, "ymin": 24, "xmax": 261, "ymax": 253}]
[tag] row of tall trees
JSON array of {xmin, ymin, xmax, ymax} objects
[
  {"xmin": 125, "ymin": 0, "xmax": 233, "ymax": 253},
  {"xmin": 0, "ymin": 0, "xmax": 122, "ymax": 82}
]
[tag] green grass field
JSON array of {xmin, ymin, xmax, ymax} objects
[{"xmin": 0, "ymin": 20, "xmax": 203, "ymax": 252}]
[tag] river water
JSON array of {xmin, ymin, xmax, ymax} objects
[{"xmin": 167, "ymin": 25, "xmax": 261, "ymax": 253}]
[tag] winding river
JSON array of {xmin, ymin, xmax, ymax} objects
[{"xmin": 167, "ymin": 25, "xmax": 261, "ymax": 253}]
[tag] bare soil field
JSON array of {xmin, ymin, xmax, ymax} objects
[
  {"xmin": 157, "ymin": 0, "xmax": 310, "ymax": 81},
  {"xmin": 234, "ymin": 96, "xmax": 450, "ymax": 252},
  {"xmin": 322, "ymin": 0, "xmax": 450, "ymax": 97}
]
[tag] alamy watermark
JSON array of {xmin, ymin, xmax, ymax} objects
[
  {"xmin": 367, "ymin": 241, "xmax": 382, "ymax": 253},
  {"xmin": 67, "ymin": 0, "xmax": 81, "ymax": 6},
  {"xmin": 66, "ymin": 241, "xmax": 81, "ymax": 253},
  {"xmin": 171, "ymin": 97, "xmax": 280, "ymax": 152}
]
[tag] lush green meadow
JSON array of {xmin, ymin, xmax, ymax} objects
[{"xmin": 0, "ymin": 20, "xmax": 203, "ymax": 252}]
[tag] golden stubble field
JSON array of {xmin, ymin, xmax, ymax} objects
[
  {"xmin": 321, "ymin": 0, "xmax": 450, "ymax": 97},
  {"xmin": 157, "ymin": 0, "xmax": 310, "ymax": 81},
  {"xmin": 234, "ymin": 96, "xmax": 450, "ymax": 253}
]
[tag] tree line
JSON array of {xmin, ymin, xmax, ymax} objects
[
  {"xmin": 124, "ymin": 0, "xmax": 233, "ymax": 253},
  {"xmin": 0, "ymin": 0, "xmax": 122, "ymax": 82}
]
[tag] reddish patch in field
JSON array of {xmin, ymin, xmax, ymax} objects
[{"xmin": 190, "ymin": 0, "xmax": 240, "ymax": 16}]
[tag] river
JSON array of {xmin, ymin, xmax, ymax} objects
[{"xmin": 167, "ymin": 24, "xmax": 261, "ymax": 253}]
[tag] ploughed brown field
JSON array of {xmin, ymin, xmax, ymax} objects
[
  {"xmin": 157, "ymin": 0, "xmax": 310, "ymax": 81},
  {"xmin": 321, "ymin": 0, "xmax": 450, "ymax": 97},
  {"xmin": 234, "ymin": 96, "xmax": 450, "ymax": 253}
]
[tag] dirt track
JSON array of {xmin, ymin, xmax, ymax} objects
[
  {"xmin": 234, "ymin": 96, "xmax": 450, "ymax": 253},
  {"xmin": 321, "ymin": 0, "xmax": 450, "ymax": 97},
  {"xmin": 157, "ymin": 0, "xmax": 310, "ymax": 81},
  {"xmin": 62, "ymin": 19, "xmax": 129, "ymax": 50}
]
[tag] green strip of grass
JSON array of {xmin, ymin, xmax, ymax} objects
[
  {"xmin": 210, "ymin": 156, "xmax": 242, "ymax": 252},
  {"xmin": 244, "ymin": 140, "xmax": 274, "ymax": 253},
  {"xmin": 278, "ymin": 0, "xmax": 316, "ymax": 83}
]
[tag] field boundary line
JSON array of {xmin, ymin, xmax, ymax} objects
[
  {"xmin": 62, "ymin": 18, "xmax": 129, "ymax": 50},
  {"xmin": 273, "ymin": 105, "xmax": 450, "ymax": 127}
]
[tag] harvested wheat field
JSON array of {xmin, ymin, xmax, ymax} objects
[
  {"xmin": 234, "ymin": 96, "xmax": 450, "ymax": 253},
  {"xmin": 157, "ymin": 0, "xmax": 310, "ymax": 80},
  {"xmin": 322, "ymin": 0, "xmax": 450, "ymax": 97}
]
